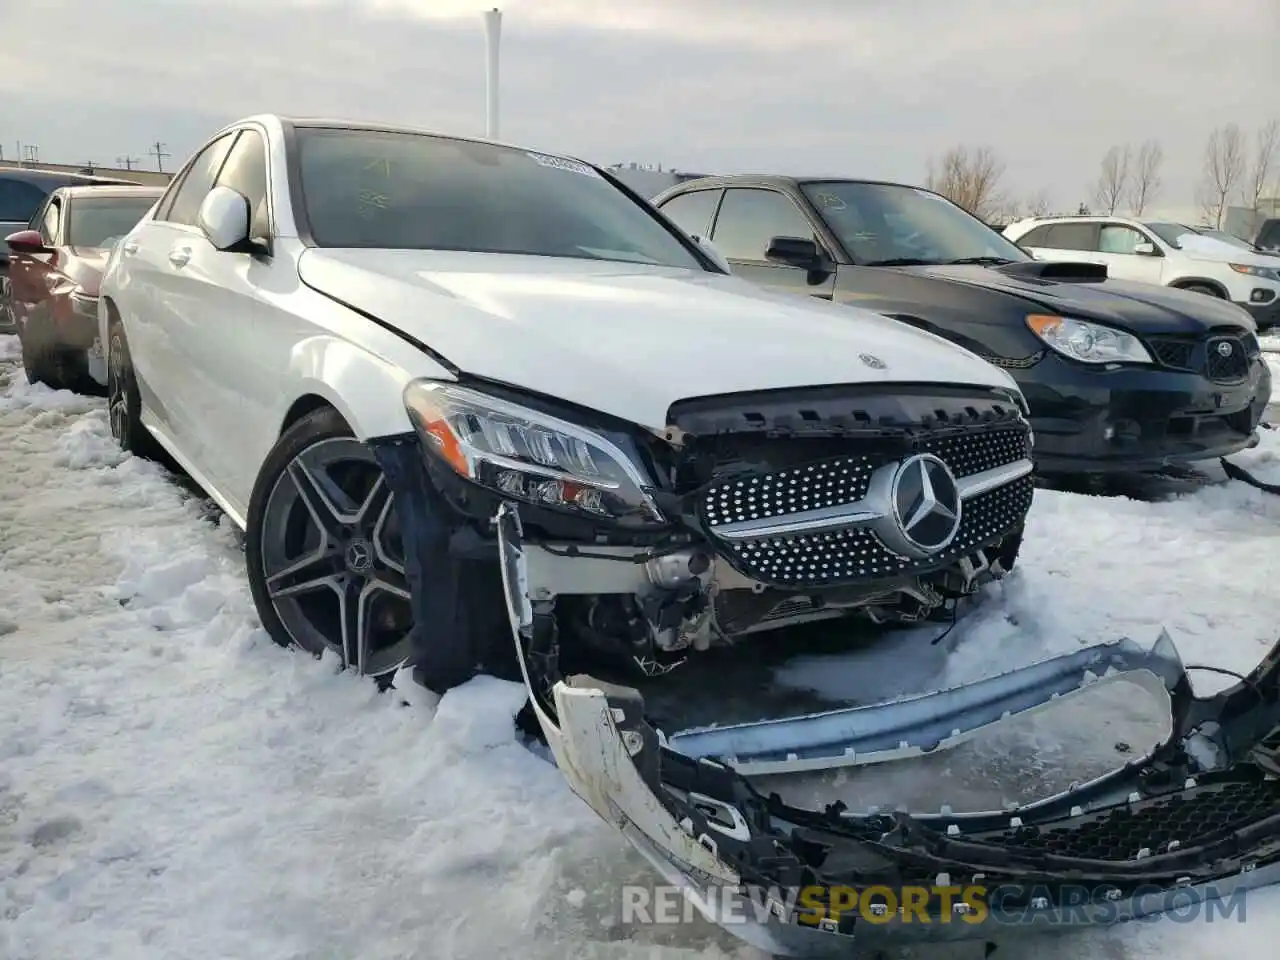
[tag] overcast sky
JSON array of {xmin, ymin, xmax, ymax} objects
[{"xmin": 2, "ymin": 0, "xmax": 1276, "ymax": 216}]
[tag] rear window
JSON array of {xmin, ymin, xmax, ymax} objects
[
  {"xmin": 67, "ymin": 196, "xmax": 159, "ymax": 248},
  {"xmin": 0, "ymin": 177, "xmax": 49, "ymax": 222},
  {"xmin": 294, "ymin": 127, "xmax": 706, "ymax": 269}
]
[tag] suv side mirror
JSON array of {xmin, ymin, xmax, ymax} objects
[
  {"xmin": 1134, "ymin": 240, "xmax": 1158, "ymax": 256},
  {"xmin": 5, "ymin": 229, "xmax": 53, "ymax": 255},
  {"xmin": 766, "ymin": 235, "xmax": 827, "ymax": 271},
  {"xmin": 197, "ymin": 186, "xmax": 251, "ymax": 252}
]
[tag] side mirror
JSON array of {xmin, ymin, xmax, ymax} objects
[
  {"xmin": 765, "ymin": 235, "xmax": 827, "ymax": 271},
  {"xmin": 1134, "ymin": 240, "xmax": 1157, "ymax": 256},
  {"xmin": 197, "ymin": 186, "xmax": 251, "ymax": 251},
  {"xmin": 692, "ymin": 234, "xmax": 732, "ymax": 273},
  {"xmin": 5, "ymin": 229, "xmax": 53, "ymax": 255}
]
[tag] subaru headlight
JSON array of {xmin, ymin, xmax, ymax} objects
[
  {"xmin": 1025, "ymin": 314, "xmax": 1152, "ymax": 365},
  {"xmin": 1229, "ymin": 263, "xmax": 1280, "ymax": 283},
  {"xmin": 403, "ymin": 380, "xmax": 666, "ymax": 527}
]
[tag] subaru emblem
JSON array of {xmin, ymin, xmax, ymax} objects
[{"xmin": 1217, "ymin": 341, "xmax": 1233, "ymax": 357}]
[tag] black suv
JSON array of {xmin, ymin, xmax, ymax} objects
[{"xmin": 653, "ymin": 176, "xmax": 1271, "ymax": 476}]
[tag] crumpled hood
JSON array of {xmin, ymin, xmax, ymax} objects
[
  {"xmin": 297, "ymin": 249, "xmax": 1018, "ymax": 431},
  {"xmin": 905, "ymin": 263, "xmax": 1256, "ymax": 334}
]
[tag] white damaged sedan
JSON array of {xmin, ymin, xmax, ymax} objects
[{"xmin": 99, "ymin": 114, "xmax": 1066, "ymax": 951}]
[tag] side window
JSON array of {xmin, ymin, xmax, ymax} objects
[
  {"xmin": 1098, "ymin": 224, "xmax": 1150, "ymax": 254},
  {"xmin": 710, "ymin": 188, "xmax": 817, "ymax": 262},
  {"xmin": 215, "ymin": 129, "xmax": 271, "ymax": 238},
  {"xmin": 0, "ymin": 178, "xmax": 49, "ymax": 223},
  {"xmin": 1258, "ymin": 221, "xmax": 1280, "ymax": 249},
  {"xmin": 157, "ymin": 133, "xmax": 235, "ymax": 226},
  {"xmin": 39, "ymin": 198, "xmax": 62, "ymax": 245},
  {"xmin": 658, "ymin": 189, "xmax": 721, "ymax": 239},
  {"xmin": 1043, "ymin": 222, "xmax": 1098, "ymax": 251},
  {"xmin": 1016, "ymin": 224, "xmax": 1053, "ymax": 246}
]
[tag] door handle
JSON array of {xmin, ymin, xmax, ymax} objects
[
  {"xmin": 168, "ymin": 247, "xmax": 192, "ymax": 268},
  {"xmin": 122, "ymin": 240, "xmax": 139, "ymax": 256}
]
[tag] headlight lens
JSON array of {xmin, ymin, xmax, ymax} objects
[
  {"xmin": 1229, "ymin": 263, "xmax": 1280, "ymax": 283},
  {"xmin": 69, "ymin": 290, "xmax": 99, "ymax": 320},
  {"xmin": 403, "ymin": 380, "xmax": 665, "ymax": 527},
  {"xmin": 1025, "ymin": 314, "xmax": 1153, "ymax": 365}
]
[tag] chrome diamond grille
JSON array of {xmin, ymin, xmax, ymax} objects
[
  {"xmin": 916, "ymin": 426, "xmax": 1030, "ymax": 479},
  {"xmin": 700, "ymin": 455, "xmax": 876, "ymax": 528},
  {"xmin": 719, "ymin": 476, "xmax": 1034, "ymax": 588}
]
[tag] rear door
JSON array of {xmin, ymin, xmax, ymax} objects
[
  {"xmin": 0, "ymin": 177, "xmax": 53, "ymax": 331},
  {"xmin": 1016, "ymin": 221, "xmax": 1101, "ymax": 266},
  {"xmin": 707, "ymin": 187, "xmax": 836, "ymax": 298},
  {"xmin": 116, "ymin": 132, "xmax": 236, "ymax": 462}
]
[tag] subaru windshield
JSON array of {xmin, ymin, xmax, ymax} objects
[{"xmin": 800, "ymin": 181, "xmax": 1031, "ymax": 267}]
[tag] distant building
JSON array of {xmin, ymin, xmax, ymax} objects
[
  {"xmin": 603, "ymin": 162, "xmax": 710, "ymax": 199},
  {"xmin": 0, "ymin": 160, "xmax": 173, "ymax": 187}
]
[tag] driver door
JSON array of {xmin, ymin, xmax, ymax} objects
[
  {"xmin": 1091, "ymin": 222, "xmax": 1166, "ymax": 285},
  {"xmin": 705, "ymin": 187, "xmax": 836, "ymax": 299}
]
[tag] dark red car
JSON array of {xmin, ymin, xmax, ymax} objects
[{"xmin": 6, "ymin": 184, "xmax": 163, "ymax": 389}]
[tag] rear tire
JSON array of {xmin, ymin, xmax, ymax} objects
[{"xmin": 106, "ymin": 312, "xmax": 169, "ymax": 462}]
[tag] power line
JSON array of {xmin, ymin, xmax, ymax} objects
[
  {"xmin": 116, "ymin": 155, "xmax": 142, "ymax": 171},
  {"xmin": 148, "ymin": 140, "xmax": 171, "ymax": 173}
]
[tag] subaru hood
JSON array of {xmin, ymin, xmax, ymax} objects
[
  {"xmin": 297, "ymin": 249, "xmax": 1019, "ymax": 431},
  {"xmin": 904, "ymin": 262, "xmax": 1257, "ymax": 335}
]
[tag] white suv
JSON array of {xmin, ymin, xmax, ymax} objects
[{"xmin": 1004, "ymin": 215, "xmax": 1280, "ymax": 330}]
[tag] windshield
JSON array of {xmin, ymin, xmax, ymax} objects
[
  {"xmin": 67, "ymin": 196, "xmax": 158, "ymax": 248},
  {"xmin": 1201, "ymin": 229, "xmax": 1257, "ymax": 251},
  {"xmin": 1144, "ymin": 222, "xmax": 1199, "ymax": 249},
  {"xmin": 294, "ymin": 128, "xmax": 706, "ymax": 269},
  {"xmin": 799, "ymin": 181, "xmax": 1030, "ymax": 266}
]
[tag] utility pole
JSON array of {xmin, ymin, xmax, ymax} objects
[
  {"xmin": 22, "ymin": 144, "xmax": 39, "ymax": 164},
  {"xmin": 148, "ymin": 140, "xmax": 171, "ymax": 173},
  {"xmin": 483, "ymin": 8, "xmax": 502, "ymax": 139},
  {"xmin": 117, "ymin": 155, "xmax": 141, "ymax": 171}
]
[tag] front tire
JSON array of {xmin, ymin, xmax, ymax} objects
[{"xmin": 245, "ymin": 407, "xmax": 414, "ymax": 680}]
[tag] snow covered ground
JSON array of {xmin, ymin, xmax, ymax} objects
[{"xmin": 1, "ymin": 331, "xmax": 1278, "ymax": 959}]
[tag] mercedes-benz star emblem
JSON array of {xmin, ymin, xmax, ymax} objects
[
  {"xmin": 890, "ymin": 454, "xmax": 962, "ymax": 554},
  {"xmin": 859, "ymin": 353, "xmax": 886, "ymax": 370},
  {"xmin": 1217, "ymin": 341, "xmax": 1234, "ymax": 357},
  {"xmin": 345, "ymin": 538, "xmax": 373, "ymax": 573}
]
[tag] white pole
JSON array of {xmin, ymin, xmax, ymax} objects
[{"xmin": 483, "ymin": 8, "xmax": 502, "ymax": 140}]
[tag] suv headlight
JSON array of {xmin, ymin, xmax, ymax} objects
[
  {"xmin": 1229, "ymin": 263, "xmax": 1280, "ymax": 283},
  {"xmin": 1025, "ymin": 314, "xmax": 1152, "ymax": 365},
  {"xmin": 403, "ymin": 380, "xmax": 666, "ymax": 527}
]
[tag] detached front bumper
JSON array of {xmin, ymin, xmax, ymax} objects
[
  {"xmin": 1022, "ymin": 349, "xmax": 1271, "ymax": 474},
  {"xmin": 494, "ymin": 501, "xmax": 1280, "ymax": 954}
]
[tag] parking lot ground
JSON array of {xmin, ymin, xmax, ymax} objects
[{"xmin": 2, "ymin": 333, "xmax": 1279, "ymax": 960}]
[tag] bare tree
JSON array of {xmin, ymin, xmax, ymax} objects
[
  {"xmin": 1242, "ymin": 119, "xmax": 1280, "ymax": 218},
  {"xmin": 1197, "ymin": 123, "xmax": 1247, "ymax": 228},
  {"xmin": 1092, "ymin": 145, "xmax": 1131, "ymax": 214},
  {"xmin": 924, "ymin": 145, "xmax": 1007, "ymax": 221},
  {"xmin": 1127, "ymin": 140, "xmax": 1163, "ymax": 215},
  {"xmin": 1025, "ymin": 188, "xmax": 1053, "ymax": 217}
]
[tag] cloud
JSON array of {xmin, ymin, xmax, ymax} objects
[{"xmin": 2, "ymin": 0, "xmax": 1276, "ymax": 214}]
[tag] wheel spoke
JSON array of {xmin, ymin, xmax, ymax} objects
[
  {"xmin": 370, "ymin": 481, "xmax": 404, "ymax": 574},
  {"xmin": 265, "ymin": 548, "xmax": 345, "ymax": 599},
  {"xmin": 368, "ymin": 566, "xmax": 411, "ymax": 601},
  {"xmin": 286, "ymin": 459, "xmax": 355, "ymax": 541},
  {"xmin": 337, "ymin": 575, "xmax": 376, "ymax": 673}
]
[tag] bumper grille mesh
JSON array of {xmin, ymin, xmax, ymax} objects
[
  {"xmin": 916, "ymin": 427, "xmax": 1030, "ymax": 479},
  {"xmin": 722, "ymin": 476, "xmax": 1034, "ymax": 587},
  {"xmin": 700, "ymin": 456, "xmax": 875, "ymax": 528},
  {"xmin": 1206, "ymin": 336, "xmax": 1250, "ymax": 382}
]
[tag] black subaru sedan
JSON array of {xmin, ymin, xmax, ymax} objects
[{"xmin": 652, "ymin": 176, "xmax": 1272, "ymax": 475}]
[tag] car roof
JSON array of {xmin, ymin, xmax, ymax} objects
[
  {"xmin": 663, "ymin": 174, "xmax": 934, "ymax": 192},
  {"xmin": 0, "ymin": 166, "xmax": 140, "ymax": 188},
  {"xmin": 57, "ymin": 184, "xmax": 165, "ymax": 200}
]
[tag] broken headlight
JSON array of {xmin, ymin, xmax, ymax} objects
[{"xmin": 403, "ymin": 380, "xmax": 666, "ymax": 527}]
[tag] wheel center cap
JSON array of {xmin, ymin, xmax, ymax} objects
[{"xmin": 345, "ymin": 537, "xmax": 373, "ymax": 573}]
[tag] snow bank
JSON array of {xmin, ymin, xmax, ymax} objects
[{"xmin": 1, "ymin": 335, "xmax": 1277, "ymax": 959}]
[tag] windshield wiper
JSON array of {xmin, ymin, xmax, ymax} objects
[
  {"xmin": 862, "ymin": 257, "xmax": 943, "ymax": 266},
  {"xmin": 946, "ymin": 256, "xmax": 1016, "ymax": 265}
]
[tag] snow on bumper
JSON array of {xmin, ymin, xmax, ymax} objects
[{"xmin": 494, "ymin": 501, "xmax": 1280, "ymax": 953}]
